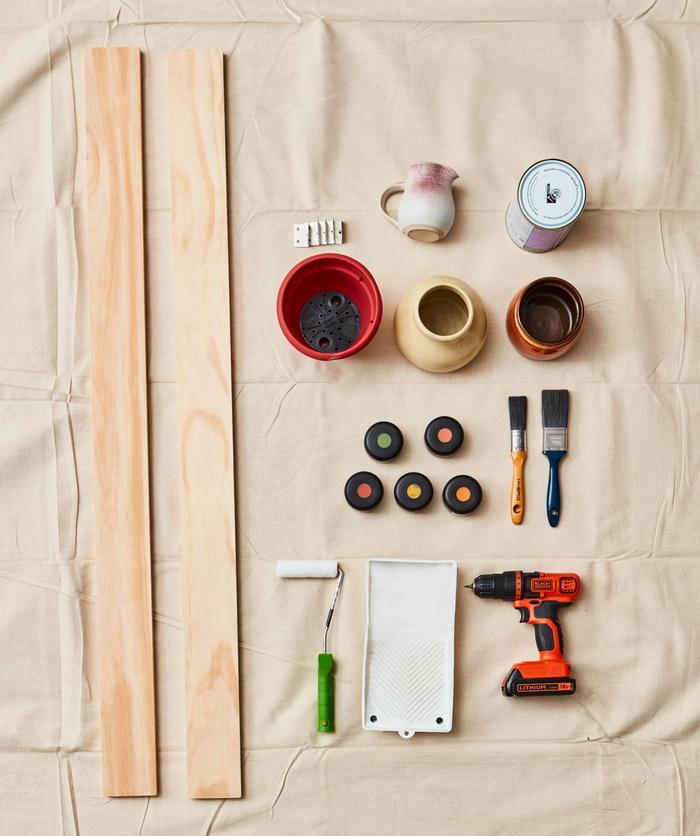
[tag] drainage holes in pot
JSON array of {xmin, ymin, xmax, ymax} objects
[
  {"xmin": 300, "ymin": 291, "xmax": 361, "ymax": 353},
  {"xmin": 436, "ymin": 717, "xmax": 443, "ymax": 725},
  {"xmin": 369, "ymin": 715, "xmax": 377, "ymax": 723}
]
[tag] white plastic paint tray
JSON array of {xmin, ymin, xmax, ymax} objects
[{"xmin": 362, "ymin": 559, "xmax": 457, "ymax": 738}]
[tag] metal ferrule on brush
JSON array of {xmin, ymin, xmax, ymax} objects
[
  {"xmin": 543, "ymin": 427, "xmax": 567, "ymax": 452},
  {"xmin": 511, "ymin": 429, "xmax": 526, "ymax": 452}
]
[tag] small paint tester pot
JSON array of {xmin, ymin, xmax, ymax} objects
[
  {"xmin": 277, "ymin": 253, "xmax": 383, "ymax": 360},
  {"xmin": 424, "ymin": 416, "xmax": 464, "ymax": 457},
  {"xmin": 365, "ymin": 421, "xmax": 404, "ymax": 462},
  {"xmin": 345, "ymin": 472, "xmax": 384, "ymax": 511},
  {"xmin": 442, "ymin": 475, "xmax": 482, "ymax": 515},
  {"xmin": 394, "ymin": 473, "xmax": 434, "ymax": 512}
]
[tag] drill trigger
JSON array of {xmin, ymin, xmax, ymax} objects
[{"xmin": 516, "ymin": 606, "xmax": 529, "ymax": 623}]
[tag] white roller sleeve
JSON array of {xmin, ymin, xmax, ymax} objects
[{"xmin": 276, "ymin": 560, "xmax": 338, "ymax": 579}]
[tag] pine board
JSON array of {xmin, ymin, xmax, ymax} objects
[
  {"xmin": 85, "ymin": 46, "xmax": 157, "ymax": 798},
  {"xmin": 169, "ymin": 48, "xmax": 242, "ymax": 800}
]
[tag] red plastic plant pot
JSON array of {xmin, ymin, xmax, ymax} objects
[{"xmin": 276, "ymin": 253, "xmax": 383, "ymax": 360}]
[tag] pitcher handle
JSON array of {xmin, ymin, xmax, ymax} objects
[{"xmin": 380, "ymin": 182, "xmax": 405, "ymax": 227}]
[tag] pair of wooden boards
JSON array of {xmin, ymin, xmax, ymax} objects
[{"xmin": 86, "ymin": 47, "xmax": 241, "ymax": 798}]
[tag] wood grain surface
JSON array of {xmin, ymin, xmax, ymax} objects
[
  {"xmin": 85, "ymin": 48, "xmax": 157, "ymax": 797},
  {"xmin": 168, "ymin": 49, "xmax": 242, "ymax": 800}
]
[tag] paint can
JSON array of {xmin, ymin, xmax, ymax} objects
[{"xmin": 505, "ymin": 160, "xmax": 586, "ymax": 253}]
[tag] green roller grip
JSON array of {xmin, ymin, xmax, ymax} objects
[{"xmin": 317, "ymin": 652, "xmax": 335, "ymax": 733}]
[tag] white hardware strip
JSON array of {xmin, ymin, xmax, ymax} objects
[{"xmin": 294, "ymin": 218, "xmax": 343, "ymax": 247}]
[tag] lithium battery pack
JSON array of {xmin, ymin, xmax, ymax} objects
[{"xmin": 362, "ymin": 559, "xmax": 457, "ymax": 738}]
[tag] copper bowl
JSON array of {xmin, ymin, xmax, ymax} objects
[{"xmin": 505, "ymin": 277, "xmax": 584, "ymax": 361}]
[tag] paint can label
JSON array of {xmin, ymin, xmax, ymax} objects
[
  {"xmin": 506, "ymin": 159, "xmax": 585, "ymax": 252},
  {"xmin": 506, "ymin": 202, "xmax": 568, "ymax": 252}
]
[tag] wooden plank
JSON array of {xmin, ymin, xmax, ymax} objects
[
  {"xmin": 168, "ymin": 49, "xmax": 242, "ymax": 800},
  {"xmin": 85, "ymin": 47, "xmax": 157, "ymax": 797}
]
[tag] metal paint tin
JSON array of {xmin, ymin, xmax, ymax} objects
[{"xmin": 506, "ymin": 160, "xmax": 586, "ymax": 253}]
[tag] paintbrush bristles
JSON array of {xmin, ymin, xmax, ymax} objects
[
  {"xmin": 541, "ymin": 389, "xmax": 569, "ymax": 428},
  {"xmin": 508, "ymin": 396, "xmax": 527, "ymax": 431}
]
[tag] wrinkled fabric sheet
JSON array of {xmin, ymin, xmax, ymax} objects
[{"xmin": 1, "ymin": 1, "xmax": 700, "ymax": 833}]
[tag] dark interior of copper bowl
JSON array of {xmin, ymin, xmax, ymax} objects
[{"xmin": 519, "ymin": 281, "xmax": 582, "ymax": 345}]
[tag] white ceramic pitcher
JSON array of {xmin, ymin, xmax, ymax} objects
[{"xmin": 380, "ymin": 162, "xmax": 458, "ymax": 242}]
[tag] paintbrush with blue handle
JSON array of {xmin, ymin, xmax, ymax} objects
[{"xmin": 542, "ymin": 390, "xmax": 569, "ymax": 527}]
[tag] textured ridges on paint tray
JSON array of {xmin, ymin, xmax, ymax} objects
[
  {"xmin": 85, "ymin": 46, "xmax": 157, "ymax": 798},
  {"xmin": 366, "ymin": 641, "xmax": 447, "ymax": 725},
  {"xmin": 169, "ymin": 48, "xmax": 242, "ymax": 799}
]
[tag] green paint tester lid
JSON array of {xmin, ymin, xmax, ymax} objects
[{"xmin": 364, "ymin": 421, "xmax": 404, "ymax": 462}]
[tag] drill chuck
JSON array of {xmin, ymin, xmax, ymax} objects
[{"xmin": 469, "ymin": 572, "xmax": 519, "ymax": 600}]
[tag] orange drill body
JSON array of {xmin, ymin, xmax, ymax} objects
[{"xmin": 468, "ymin": 571, "xmax": 581, "ymax": 697}]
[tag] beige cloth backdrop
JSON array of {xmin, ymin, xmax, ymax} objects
[{"xmin": 1, "ymin": 1, "xmax": 700, "ymax": 833}]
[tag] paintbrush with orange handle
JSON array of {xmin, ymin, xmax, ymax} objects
[{"xmin": 509, "ymin": 396, "xmax": 527, "ymax": 525}]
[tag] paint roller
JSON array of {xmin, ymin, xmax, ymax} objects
[{"xmin": 276, "ymin": 560, "xmax": 344, "ymax": 733}]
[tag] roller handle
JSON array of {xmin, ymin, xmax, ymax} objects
[
  {"xmin": 544, "ymin": 450, "xmax": 566, "ymax": 528},
  {"xmin": 510, "ymin": 451, "xmax": 525, "ymax": 525},
  {"xmin": 317, "ymin": 653, "xmax": 335, "ymax": 733}
]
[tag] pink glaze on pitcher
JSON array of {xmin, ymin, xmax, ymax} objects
[{"xmin": 407, "ymin": 162, "xmax": 459, "ymax": 193}]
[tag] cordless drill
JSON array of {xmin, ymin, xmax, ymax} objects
[{"xmin": 466, "ymin": 571, "xmax": 581, "ymax": 697}]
